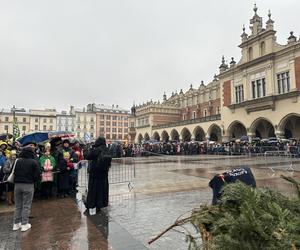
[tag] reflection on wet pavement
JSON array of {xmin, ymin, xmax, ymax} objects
[{"xmin": 0, "ymin": 155, "xmax": 299, "ymax": 250}]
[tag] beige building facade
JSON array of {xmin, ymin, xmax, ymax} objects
[
  {"xmin": 131, "ymin": 5, "xmax": 300, "ymax": 143},
  {"xmin": 0, "ymin": 108, "xmax": 30, "ymax": 136},
  {"xmin": 75, "ymin": 108, "xmax": 96, "ymax": 142},
  {"xmin": 29, "ymin": 109, "xmax": 57, "ymax": 132},
  {"xmin": 87, "ymin": 104, "xmax": 129, "ymax": 142}
]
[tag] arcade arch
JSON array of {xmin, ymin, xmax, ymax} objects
[
  {"xmin": 193, "ymin": 126, "xmax": 205, "ymax": 141},
  {"xmin": 227, "ymin": 121, "xmax": 247, "ymax": 140},
  {"xmin": 250, "ymin": 118, "xmax": 275, "ymax": 139},
  {"xmin": 144, "ymin": 133, "xmax": 150, "ymax": 141},
  {"xmin": 153, "ymin": 131, "xmax": 160, "ymax": 141},
  {"xmin": 181, "ymin": 127, "xmax": 191, "ymax": 142},
  {"xmin": 161, "ymin": 130, "xmax": 170, "ymax": 142},
  {"xmin": 278, "ymin": 113, "xmax": 300, "ymax": 139},
  {"xmin": 170, "ymin": 129, "xmax": 180, "ymax": 141},
  {"xmin": 208, "ymin": 124, "xmax": 222, "ymax": 142}
]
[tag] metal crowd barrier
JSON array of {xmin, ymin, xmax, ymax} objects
[{"xmin": 77, "ymin": 158, "xmax": 136, "ymax": 193}]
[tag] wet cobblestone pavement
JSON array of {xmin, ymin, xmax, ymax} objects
[{"xmin": 1, "ymin": 155, "xmax": 300, "ymax": 249}]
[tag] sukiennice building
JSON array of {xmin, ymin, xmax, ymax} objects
[{"xmin": 129, "ymin": 5, "xmax": 300, "ymax": 143}]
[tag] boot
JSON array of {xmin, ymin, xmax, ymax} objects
[{"xmin": 7, "ymin": 192, "xmax": 13, "ymax": 206}]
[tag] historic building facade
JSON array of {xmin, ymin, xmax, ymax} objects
[
  {"xmin": 87, "ymin": 103, "xmax": 129, "ymax": 142},
  {"xmin": 130, "ymin": 5, "xmax": 300, "ymax": 143}
]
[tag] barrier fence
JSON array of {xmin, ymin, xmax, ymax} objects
[{"xmin": 77, "ymin": 158, "xmax": 136, "ymax": 194}]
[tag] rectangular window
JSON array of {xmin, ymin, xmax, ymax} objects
[
  {"xmin": 43, "ymin": 118, "xmax": 47, "ymax": 123},
  {"xmin": 118, "ymin": 122, "xmax": 122, "ymax": 126},
  {"xmin": 100, "ymin": 121, "xmax": 104, "ymax": 126},
  {"xmin": 49, "ymin": 125, "xmax": 53, "ymax": 131},
  {"xmin": 112, "ymin": 122, "xmax": 117, "ymax": 126},
  {"xmin": 124, "ymin": 122, "xmax": 128, "ymax": 127},
  {"xmin": 50, "ymin": 118, "xmax": 53, "ymax": 123},
  {"xmin": 106, "ymin": 121, "xmax": 110, "ymax": 126},
  {"xmin": 252, "ymin": 78, "xmax": 266, "ymax": 99},
  {"xmin": 90, "ymin": 133, "xmax": 94, "ymax": 138},
  {"xmin": 77, "ymin": 125, "xmax": 80, "ymax": 129},
  {"xmin": 23, "ymin": 117, "xmax": 26, "ymax": 122},
  {"xmin": 112, "ymin": 134, "xmax": 117, "ymax": 139},
  {"xmin": 5, "ymin": 117, "xmax": 9, "ymax": 122},
  {"xmin": 4, "ymin": 125, "xmax": 8, "ymax": 131},
  {"xmin": 106, "ymin": 128, "xmax": 110, "ymax": 132},
  {"xmin": 112, "ymin": 128, "xmax": 117, "ymax": 132},
  {"xmin": 235, "ymin": 85, "xmax": 244, "ymax": 103},
  {"xmin": 112, "ymin": 116, "xmax": 117, "ymax": 120},
  {"xmin": 90, "ymin": 125, "xmax": 94, "ymax": 129},
  {"xmin": 100, "ymin": 115, "xmax": 105, "ymax": 119},
  {"xmin": 262, "ymin": 78, "xmax": 266, "ymax": 97},
  {"xmin": 193, "ymin": 111, "xmax": 196, "ymax": 119},
  {"xmin": 35, "ymin": 118, "xmax": 38, "ymax": 123},
  {"xmin": 257, "ymin": 79, "xmax": 261, "ymax": 98},
  {"xmin": 277, "ymin": 72, "xmax": 290, "ymax": 94},
  {"xmin": 204, "ymin": 110, "xmax": 207, "ymax": 117},
  {"xmin": 118, "ymin": 134, "xmax": 122, "ymax": 139},
  {"xmin": 124, "ymin": 128, "xmax": 128, "ymax": 133},
  {"xmin": 106, "ymin": 134, "xmax": 110, "ymax": 139},
  {"xmin": 106, "ymin": 115, "xmax": 111, "ymax": 120},
  {"xmin": 43, "ymin": 125, "xmax": 47, "ymax": 130},
  {"xmin": 252, "ymin": 81, "xmax": 256, "ymax": 99},
  {"xmin": 100, "ymin": 127, "xmax": 104, "ymax": 132},
  {"xmin": 35, "ymin": 125, "xmax": 39, "ymax": 130},
  {"xmin": 118, "ymin": 128, "xmax": 122, "ymax": 133}
]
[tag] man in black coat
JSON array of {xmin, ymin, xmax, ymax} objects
[{"xmin": 84, "ymin": 137, "xmax": 111, "ymax": 212}]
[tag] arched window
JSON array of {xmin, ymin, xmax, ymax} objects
[
  {"xmin": 248, "ymin": 47, "xmax": 253, "ymax": 60},
  {"xmin": 260, "ymin": 41, "xmax": 266, "ymax": 56}
]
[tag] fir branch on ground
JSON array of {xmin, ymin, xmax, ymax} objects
[{"xmin": 149, "ymin": 176, "xmax": 300, "ymax": 250}]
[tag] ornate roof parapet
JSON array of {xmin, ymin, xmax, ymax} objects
[
  {"xmin": 266, "ymin": 9, "xmax": 274, "ymax": 31},
  {"xmin": 163, "ymin": 92, "xmax": 167, "ymax": 101},
  {"xmin": 241, "ymin": 25, "xmax": 248, "ymax": 42},
  {"xmin": 213, "ymin": 74, "xmax": 218, "ymax": 81},
  {"xmin": 230, "ymin": 57, "xmax": 236, "ymax": 68},
  {"xmin": 179, "ymin": 89, "xmax": 183, "ymax": 95},
  {"xmin": 219, "ymin": 55, "xmax": 228, "ymax": 73},
  {"xmin": 249, "ymin": 4, "xmax": 263, "ymax": 36},
  {"xmin": 287, "ymin": 31, "xmax": 297, "ymax": 44}
]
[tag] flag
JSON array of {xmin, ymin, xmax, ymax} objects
[{"xmin": 13, "ymin": 117, "xmax": 20, "ymax": 139}]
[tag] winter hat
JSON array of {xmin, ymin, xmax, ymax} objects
[{"xmin": 63, "ymin": 152, "xmax": 70, "ymax": 158}]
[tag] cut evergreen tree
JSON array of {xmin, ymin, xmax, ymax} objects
[{"xmin": 149, "ymin": 176, "xmax": 300, "ymax": 250}]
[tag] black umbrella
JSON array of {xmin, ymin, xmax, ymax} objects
[{"xmin": 0, "ymin": 133, "xmax": 13, "ymax": 141}]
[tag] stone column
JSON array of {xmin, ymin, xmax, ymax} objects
[
  {"xmin": 275, "ymin": 130, "xmax": 285, "ymax": 139},
  {"xmin": 247, "ymin": 132, "xmax": 254, "ymax": 142}
]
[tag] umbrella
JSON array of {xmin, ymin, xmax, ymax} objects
[
  {"xmin": 48, "ymin": 131, "xmax": 75, "ymax": 139},
  {"xmin": 240, "ymin": 135, "xmax": 249, "ymax": 141},
  {"xmin": 0, "ymin": 133, "xmax": 13, "ymax": 141},
  {"xmin": 18, "ymin": 132, "xmax": 49, "ymax": 145}
]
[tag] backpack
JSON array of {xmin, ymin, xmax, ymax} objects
[{"xmin": 96, "ymin": 146, "xmax": 112, "ymax": 171}]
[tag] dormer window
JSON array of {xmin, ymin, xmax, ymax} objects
[
  {"xmin": 260, "ymin": 41, "xmax": 266, "ymax": 56},
  {"xmin": 248, "ymin": 47, "xmax": 253, "ymax": 60}
]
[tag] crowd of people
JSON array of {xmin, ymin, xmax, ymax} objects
[
  {"xmin": 0, "ymin": 137, "xmax": 111, "ymax": 232},
  {"xmin": 1, "ymin": 134, "xmax": 299, "ymax": 232},
  {"xmin": 112, "ymin": 138, "xmax": 300, "ymax": 157}
]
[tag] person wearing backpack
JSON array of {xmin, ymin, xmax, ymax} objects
[{"xmin": 84, "ymin": 136, "xmax": 111, "ymax": 213}]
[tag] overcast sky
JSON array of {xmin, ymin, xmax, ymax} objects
[{"xmin": 0, "ymin": 0, "xmax": 299, "ymax": 111}]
